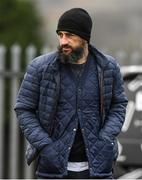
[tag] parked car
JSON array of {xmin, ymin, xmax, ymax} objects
[{"xmin": 114, "ymin": 65, "xmax": 142, "ymax": 177}]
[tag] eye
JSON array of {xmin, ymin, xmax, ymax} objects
[
  {"xmin": 58, "ymin": 32, "xmax": 63, "ymax": 38},
  {"xmin": 66, "ymin": 33, "xmax": 74, "ymax": 37}
]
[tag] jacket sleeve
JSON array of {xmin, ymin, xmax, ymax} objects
[
  {"xmin": 99, "ymin": 62, "xmax": 128, "ymax": 140},
  {"xmin": 14, "ymin": 61, "xmax": 53, "ymax": 151}
]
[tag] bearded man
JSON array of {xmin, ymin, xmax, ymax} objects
[{"xmin": 14, "ymin": 8, "xmax": 128, "ymax": 179}]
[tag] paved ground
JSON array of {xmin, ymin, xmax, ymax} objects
[{"xmin": 118, "ymin": 168, "xmax": 142, "ymax": 179}]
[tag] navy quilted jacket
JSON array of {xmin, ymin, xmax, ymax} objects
[{"xmin": 14, "ymin": 45, "xmax": 128, "ymax": 178}]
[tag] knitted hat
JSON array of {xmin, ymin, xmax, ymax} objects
[{"xmin": 56, "ymin": 8, "xmax": 92, "ymax": 42}]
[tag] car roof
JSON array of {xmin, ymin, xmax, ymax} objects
[{"xmin": 121, "ymin": 65, "xmax": 142, "ymax": 76}]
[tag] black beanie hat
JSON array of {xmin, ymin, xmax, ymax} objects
[{"xmin": 56, "ymin": 8, "xmax": 92, "ymax": 42}]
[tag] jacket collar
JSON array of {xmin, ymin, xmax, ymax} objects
[{"xmin": 89, "ymin": 44, "xmax": 110, "ymax": 69}]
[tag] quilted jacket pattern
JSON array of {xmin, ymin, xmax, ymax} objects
[{"xmin": 14, "ymin": 45, "xmax": 128, "ymax": 178}]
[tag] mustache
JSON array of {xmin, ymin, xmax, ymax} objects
[{"xmin": 58, "ymin": 44, "xmax": 73, "ymax": 51}]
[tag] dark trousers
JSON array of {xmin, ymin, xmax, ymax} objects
[
  {"xmin": 64, "ymin": 169, "xmax": 90, "ymax": 179},
  {"xmin": 37, "ymin": 169, "xmax": 113, "ymax": 179},
  {"xmin": 37, "ymin": 170, "xmax": 89, "ymax": 179},
  {"xmin": 65, "ymin": 170, "xmax": 113, "ymax": 179}
]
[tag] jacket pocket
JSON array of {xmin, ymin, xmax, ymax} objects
[
  {"xmin": 37, "ymin": 140, "xmax": 63, "ymax": 174},
  {"xmin": 25, "ymin": 142, "xmax": 39, "ymax": 165},
  {"xmin": 93, "ymin": 137, "xmax": 117, "ymax": 173}
]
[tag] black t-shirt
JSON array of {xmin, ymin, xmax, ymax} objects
[{"xmin": 70, "ymin": 62, "xmax": 85, "ymax": 79}]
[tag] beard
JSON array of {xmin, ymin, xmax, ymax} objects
[{"xmin": 57, "ymin": 43, "xmax": 85, "ymax": 64}]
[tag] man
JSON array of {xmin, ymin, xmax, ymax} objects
[{"xmin": 14, "ymin": 8, "xmax": 128, "ymax": 179}]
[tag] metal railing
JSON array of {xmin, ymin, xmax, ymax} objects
[{"xmin": 0, "ymin": 44, "xmax": 51, "ymax": 179}]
